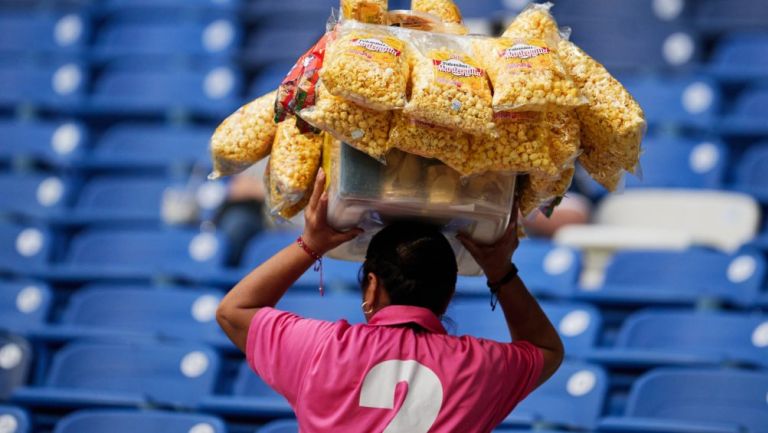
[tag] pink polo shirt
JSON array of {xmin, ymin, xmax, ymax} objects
[{"xmin": 247, "ymin": 305, "xmax": 543, "ymax": 433}]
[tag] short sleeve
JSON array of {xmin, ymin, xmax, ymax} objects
[
  {"xmin": 246, "ymin": 307, "xmax": 336, "ymax": 404},
  {"xmin": 495, "ymin": 340, "xmax": 545, "ymax": 419}
]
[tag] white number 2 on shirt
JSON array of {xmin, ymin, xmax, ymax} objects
[{"xmin": 359, "ymin": 360, "xmax": 444, "ymax": 433}]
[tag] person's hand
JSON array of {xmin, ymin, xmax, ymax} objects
[
  {"xmin": 457, "ymin": 199, "xmax": 521, "ymax": 282},
  {"xmin": 302, "ymin": 168, "xmax": 363, "ymax": 256}
]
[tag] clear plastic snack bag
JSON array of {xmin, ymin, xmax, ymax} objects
[
  {"xmin": 403, "ymin": 31, "xmax": 495, "ymax": 137},
  {"xmin": 320, "ymin": 20, "xmax": 409, "ymax": 111},
  {"xmin": 209, "ymin": 90, "xmax": 277, "ymax": 180},
  {"xmin": 299, "ymin": 81, "xmax": 393, "ymax": 162},
  {"xmin": 268, "ymin": 116, "xmax": 324, "ymax": 216},
  {"xmin": 411, "ymin": 0, "xmax": 463, "ymax": 24},
  {"xmin": 341, "ymin": 0, "xmax": 388, "ymax": 24}
]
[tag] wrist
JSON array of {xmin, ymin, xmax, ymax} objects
[
  {"xmin": 297, "ymin": 235, "xmax": 324, "ymax": 260},
  {"xmin": 484, "ymin": 262, "xmax": 515, "ymax": 283}
]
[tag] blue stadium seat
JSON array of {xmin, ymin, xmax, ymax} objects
[
  {"xmin": 45, "ymin": 286, "xmax": 228, "ymax": 346},
  {"xmin": 0, "ymin": 281, "xmax": 51, "ymax": 331},
  {"xmin": 587, "ymin": 310, "xmax": 768, "ymax": 369},
  {"xmin": 694, "ymin": 0, "xmax": 768, "ymax": 32},
  {"xmin": 448, "ymin": 300, "xmax": 601, "ymax": 357},
  {"xmin": 0, "ymin": 62, "xmax": 87, "ymax": 109},
  {"xmin": 199, "ymin": 361, "xmax": 292, "ymax": 417},
  {"xmin": 12, "ymin": 342, "xmax": 219, "ymax": 408},
  {"xmin": 0, "ymin": 224, "xmax": 52, "ymax": 275},
  {"xmin": 0, "ymin": 406, "xmax": 29, "ymax": 433},
  {"xmin": 0, "ymin": 120, "xmax": 87, "ymax": 167},
  {"xmin": 244, "ymin": 29, "xmax": 322, "ymax": 68},
  {"xmin": 49, "ymin": 228, "xmax": 226, "ymax": 281},
  {"xmin": 101, "ymin": 0, "xmax": 240, "ymax": 10},
  {"xmin": 599, "ymin": 368, "xmax": 768, "ymax": 433},
  {"xmin": 455, "ymin": 240, "xmax": 580, "ymax": 298},
  {"xmin": 0, "ymin": 334, "xmax": 32, "ymax": 400},
  {"xmin": 88, "ymin": 64, "xmax": 241, "ymax": 117},
  {"xmin": 258, "ymin": 420, "xmax": 298, "ymax": 433},
  {"xmin": 0, "ymin": 11, "xmax": 88, "ymax": 53},
  {"xmin": 733, "ymin": 142, "xmax": 768, "ymax": 203},
  {"xmin": 54, "ymin": 410, "xmax": 227, "ymax": 433},
  {"xmin": 93, "ymin": 17, "xmax": 240, "ymax": 59},
  {"xmin": 552, "ymin": 0, "xmax": 691, "ymax": 22},
  {"xmin": 248, "ymin": 63, "xmax": 292, "ymax": 99},
  {"xmin": 720, "ymin": 85, "xmax": 768, "ymax": 136},
  {"xmin": 626, "ymin": 137, "xmax": 726, "ymax": 189},
  {"xmin": 709, "ymin": 33, "xmax": 768, "ymax": 82},
  {"xmin": 88, "ymin": 123, "xmax": 210, "ymax": 171},
  {"xmin": 502, "ymin": 361, "xmax": 607, "ymax": 430},
  {"xmin": 0, "ymin": 174, "xmax": 72, "ymax": 219},
  {"xmin": 578, "ymin": 248, "xmax": 766, "ymax": 307},
  {"xmin": 70, "ymin": 176, "xmax": 173, "ymax": 224},
  {"xmin": 275, "ymin": 292, "xmax": 365, "ymax": 324},
  {"xmin": 623, "ymin": 76, "xmax": 720, "ymax": 129}
]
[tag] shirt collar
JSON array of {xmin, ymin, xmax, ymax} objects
[{"xmin": 368, "ymin": 305, "xmax": 447, "ymax": 335}]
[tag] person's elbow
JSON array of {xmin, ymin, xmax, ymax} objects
[
  {"xmin": 538, "ymin": 336, "xmax": 565, "ymax": 386},
  {"xmin": 216, "ymin": 299, "xmax": 237, "ymax": 333}
]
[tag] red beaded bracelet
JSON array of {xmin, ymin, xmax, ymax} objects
[{"xmin": 296, "ymin": 236, "xmax": 324, "ymax": 296}]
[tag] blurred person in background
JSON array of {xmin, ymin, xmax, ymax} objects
[
  {"xmin": 216, "ymin": 169, "xmax": 564, "ymax": 433},
  {"xmin": 522, "ymin": 193, "xmax": 592, "ymax": 238}
]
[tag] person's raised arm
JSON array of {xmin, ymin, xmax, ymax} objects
[
  {"xmin": 216, "ymin": 169, "xmax": 363, "ymax": 352},
  {"xmin": 457, "ymin": 200, "xmax": 564, "ymax": 388}
]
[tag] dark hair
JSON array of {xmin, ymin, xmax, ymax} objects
[{"xmin": 360, "ymin": 221, "xmax": 458, "ymax": 316}]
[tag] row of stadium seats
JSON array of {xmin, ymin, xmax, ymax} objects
[{"xmin": 1, "ymin": 332, "xmax": 765, "ymax": 432}]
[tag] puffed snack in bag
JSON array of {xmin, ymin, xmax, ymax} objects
[
  {"xmin": 268, "ymin": 116, "xmax": 324, "ymax": 215},
  {"xmin": 341, "ymin": 0, "xmax": 388, "ymax": 24},
  {"xmin": 209, "ymin": 90, "xmax": 277, "ymax": 179},
  {"xmin": 404, "ymin": 32, "xmax": 495, "ymax": 137},
  {"xmin": 300, "ymin": 81, "xmax": 393, "ymax": 161},
  {"xmin": 320, "ymin": 21, "xmax": 409, "ymax": 111},
  {"xmin": 411, "ymin": 0, "xmax": 463, "ymax": 24}
]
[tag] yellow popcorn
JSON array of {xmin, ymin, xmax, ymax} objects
[
  {"xmin": 412, "ymin": 0, "xmax": 463, "ymax": 24},
  {"xmin": 300, "ymin": 82, "xmax": 392, "ymax": 161},
  {"xmin": 265, "ymin": 162, "xmax": 314, "ymax": 220},
  {"xmin": 320, "ymin": 21, "xmax": 409, "ymax": 111},
  {"xmin": 545, "ymin": 110, "xmax": 581, "ymax": 169},
  {"xmin": 501, "ymin": 2, "xmax": 561, "ymax": 41},
  {"xmin": 404, "ymin": 35, "xmax": 495, "ymax": 136},
  {"xmin": 441, "ymin": 23, "xmax": 469, "ymax": 35},
  {"xmin": 269, "ymin": 117, "xmax": 323, "ymax": 213},
  {"xmin": 341, "ymin": 0, "xmax": 387, "ymax": 24},
  {"xmin": 519, "ymin": 167, "xmax": 575, "ymax": 217},
  {"xmin": 472, "ymin": 36, "xmax": 584, "ymax": 112},
  {"xmin": 388, "ymin": 112, "xmax": 478, "ymax": 176},
  {"xmin": 209, "ymin": 91, "xmax": 276, "ymax": 179}
]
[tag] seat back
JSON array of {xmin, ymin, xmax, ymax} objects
[
  {"xmin": 623, "ymin": 76, "xmax": 719, "ymax": 127},
  {"xmin": 96, "ymin": 18, "xmax": 239, "ymax": 56},
  {"xmin": 0, "ymin": 174, "xmax": 71, "ymax": 217},
  {"xmin": 258, "ymin": 419, "xmax": 299, "ymax": 433},
  {"xmin": 0, "ymin": 334, "xmax": 32, "ymax": 400},
  {"xmin": 730, "ymin": 85, "xmax": 768, "ymax": 119},
  {"xmin": 0, "ymin": 12, "xmax": 87, "ymax": 52},
  {"xmin": 54, "ymin": 410, "xmax": 226, "ymax": 433},
  {"xmin": 694, "ymin": 0, "xmax": 768, "ymax": 30},
  {"xmin": 0, "ymin": 225, "xmax": 51, "ymax": 272},
  {"xmin": 0, "ymin": 282, "xmax": 51, "ymax": 330},
  {"xmin": 735, "ymin": 142, "xmax": 768, "ymax": 192},
  {"xmin": 711, "ymin": 34, "xmax": 768, "ymax": 77},
  {"xmin": 515, "ymin": 240, "xmax": 581, "ymax": 297},
  {"xmin": 93, "ymin": 123, "xmax": 210, "ymax": 167},
  {"xmin": 276, "ymin": 293, "xmax": 365, "ymax": 324},
  {"xmin": 233, "ymin": 362, "xmax": 286, "ymax": 401},
  {"xmin": 75, "ymin": 177, "xmax": 171, "ymax": 220},
  {"xmin": 0, "ymin": 120, "xmax": 87, "ymax": 165},
  {"xmin": 0, "ymin": 62, "xmax": 86, "ymax": 108},
  {"xmin": 626, "ymin": 137, "xmax": 726, "ymax": 189},
  {"xmin": 0, "ymin": 406, "xmax": 29, "ymax": 433}
]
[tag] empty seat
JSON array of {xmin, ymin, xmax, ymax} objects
[
  {"xmin": 734, "ymin": 142, "xmax": 768, "ymax": 203},
  {"xmin": 552, "ymin": 0, "xmax": 691, "ymax": 22},
  {"xmin": 623, "ymin": 76, "xmax": 720, "ymax": 129},
  {"xmin": 70, "ymin": 177, "xmax": 172, "ymax": 223},
  {"xmin": 0, "ymin": 281, "xmax": 51, "ymax": 331},
  {"xmin": 0, "ymin": 11, "xmax": 87, "ymax": 53},
  {"xmin": 259, "ymin": 420, "xmax": 298, "ymax": 433},
  {"xmin": 579, "ymin": 248, "xmax": 765, "ymax": 307},
  {"xmin": 89, "ymin": 65, "xmax": 241, "ymax": 117},
  {"xmin": 709, "ymin": 33, "xmax": 768, "ymax": 81},
  {"xmin": 456, "ymin": 240, "xmax": 580, "ymax": 298},
  {"xmin": 13, "ymin": 342, "xmax": 219, "ymax": 408},
  {"xmin": 93, "ymin": 17, "xmax": 240, "ymax": 59},
  {"xmin": 276, "ymin": 292, "xmax": 366, "ymax": 324},
  {"xmin": 694, "ymin": 0, "xmax": 768, "ymax": 32},
  {"xmin": 448, "ymin": 300, "xmax": 601, "ymax": 357},
  {"xmin": 502, "ymin": 361, "xmax": 607, "ymax": 430},
  {"xmin": 626, "ymin": 137, "xmax": 726, "ymax": 189},
  {"xmin": 0, "ymin": 62, "xmax": 87, "ymax": 109},
  {"xmin": 0, "ymin": 174, "xmax": 72, "ymax": 219},
  {"xmin": 0, "ymin": 224, "xmax": 51, "ymax": 274},
  {"xmin": 244, "ymin": 29, "xmax": 323, "ymax": 68},
  {"xmin": 720, "ymin": 85, "xmax": 768, "ymax": 136},
  {"xmin": 0, "ymin": 334, "xmax": 32, "ymax": 400},
  {"xmin": 54, "ymin": 410, "xmax": 226, "ymax": 433},
  {"xmin": 248, "ymin": 63, "xmax": 292, "ymax": 99},
  {"xmin": 600, "ymin": 368, "xmax": 768, "ymax": 433},
  {"xmin": 199, "ymin": 361, "xmax": 292, "ymax": 417},
  {"xmin": 588, "ymin": 310, "xmax": 768, "ymax": 368},
  {"xmin": 0, "ymin": 406, "xmax": 29, "ymax": 433},
  {"xmin": 101, "ymin": 0, "xmax": 240, "ymax": 10},
  {"xmin": 0, "ymin": 120, "xmax": 87, "ymax": 167}
]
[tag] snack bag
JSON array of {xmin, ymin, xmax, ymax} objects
[
  {"xmin": 519, "ymin": 167, "xmax": 576, "ymax": 217},
  {"xmin": 341, "ymin": 0, "xmax": 388, "ymax": 24},
  {"xmin": 299, "ymin": 81, "xmax": 393, "ymax": 161},
  {"xmin": 411, "ymin": 0, "xmax": 463, "ymax": 24},
  {"xmin": 268, "ymin": 117, "xmax": 323, "ymax": 216},
  {"xmin": 501, "ymin": 2, "xmax": 561, "ymax": 40},
  {"xmin": 275, "ymin": 33, "xmax": 332, "ymax": 124},
  {"xmin": 320, "ymin": 21, "xmax": 409, "ymax": 111},
  {"xmin": 209, "ymin": 90, "xmax": 277, "ymax": 179},
  {"xmin": 386, "ymin": 9, "xmax": 444, "ymax": 31},
  {"xmin": 404, "ymin": 33, "xmax": 495, "ymax": 136},
  {"xmin": 472, "ymin": 35, "xmax": 584, "ymax": 112},
  {"xmin": 388, "ymin": 112, "xmax": 479, "ymax": 176},
  {"xmin": 265, "ymin": 161, "xmax": 313, "ymax": 220}
]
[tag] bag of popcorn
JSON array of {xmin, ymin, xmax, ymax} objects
[
  {"xmin": 341, "ymin": 0, "xmax": 388, "ymax": 24},
  {"xmin": 299, "ymin": 81, "xmax": 393, "ymax": 162},
  {"xmin": 472, "ymin": 35, "xmax": 584, "ymax": 112},
  {"xmin": 209, "ymin": 90, "xmax": 277, "ymax": 180},
  {"xmin": 411, "ymin": 0, "xmax": 463, "ymax": 24},
  {"xmin": 268, "ymin": 117, "xmax": 323, "ymax": 216},
  {"xmin": 403, "ymin": 32, "xmax": 495, "ymax": 137},
  {"xmin": 320, "ymin": 21, "xmax": 409, "ymax": 111}
]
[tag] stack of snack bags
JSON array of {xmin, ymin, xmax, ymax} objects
[{"xmin": 208, "ymin": 0, "xmax": 645, "ymax": 224}]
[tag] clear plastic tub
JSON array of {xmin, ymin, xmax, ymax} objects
[{"xmin": 326, "ymin": 143, "xmax": 516, "ymax": 275}]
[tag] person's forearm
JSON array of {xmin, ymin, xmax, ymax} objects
[{"xmin": 497, "ymin": 275, "xmax": 563, "ymax": 354}]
